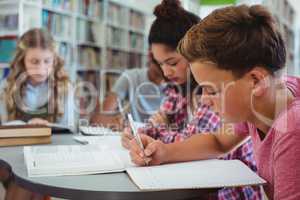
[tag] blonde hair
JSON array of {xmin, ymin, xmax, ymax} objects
[{"xmin": 1, "ymin": 28, "xmax": 70, "ymax": 122}]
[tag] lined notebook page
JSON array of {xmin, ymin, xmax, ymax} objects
[
  {"xmin": 126, "ymin": 159, "xmax": 266, "ymax": 190},
  {"xmin": 24, "ymin": 145, "xmax": 126, "ymax": 177},
  {"xmin": 72, "ymin": 135, "xmax": 135, "ymax": 168}
]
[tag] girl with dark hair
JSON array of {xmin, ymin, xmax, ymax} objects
[{"xmin": 123, "ymin": 1, "xmax": 262, "ymax": 199}]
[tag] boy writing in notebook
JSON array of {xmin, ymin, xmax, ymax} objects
[
  {"xmin": 123, "ymin": 1, "xmax": 261, "ymax": 199},
  {"xmin": 129, "ymin": 4, "xmax": 300, "ymax": 200}
]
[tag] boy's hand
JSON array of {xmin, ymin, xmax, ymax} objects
[
  {"xmin": 129, "ymin": 134, "xmax": 168, "ymax": 166},
  {"xmin": 121, "ymin": 127, "xmax": 134, "ymax": 149},
  {"xmin": 28, "ymin": 118, "xmax": 50, "ymax": 126}
]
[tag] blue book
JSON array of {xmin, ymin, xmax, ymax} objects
[{"xmin": 0, "ymin": 39, "xmax": 16, "ymax": 63}]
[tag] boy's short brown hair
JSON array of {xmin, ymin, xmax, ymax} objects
[{"xmin": 178, "ymin": 5, "xmax": 286, "ymax": 77}]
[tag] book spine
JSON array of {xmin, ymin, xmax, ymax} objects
[{"xmin": 0, "ymin": 136, "xmax": 51, "ymax": 147}]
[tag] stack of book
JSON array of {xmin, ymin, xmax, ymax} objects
[{"xmin": 0, "ymin": 125, "xmax": 51, "ymax": 147}]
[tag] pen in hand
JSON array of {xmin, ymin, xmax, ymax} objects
[
  {"xmin": 117, "ymin": 98, "xmax": 126, "ymax": 121},
  {"xmin": 127, "ymin": 114, "xmax": 150, "ymax": 165}
]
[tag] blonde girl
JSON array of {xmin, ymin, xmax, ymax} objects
[{"xmin": 0, "ymin": 28, "xmax": 73, "ymax": 126}]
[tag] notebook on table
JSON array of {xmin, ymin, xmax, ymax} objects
[
  {"xmin": 126, "ymin": 159, "xmax": 266, "ymax": 190},
  {"xmin": 24, "ymin": 142, "xmax": 266, "ymax": 190}
]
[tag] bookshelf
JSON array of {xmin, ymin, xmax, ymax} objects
[
  {"xmin": 0, "ymin": 0, "xmax": 148, "ymax": 118},
  {"xmin": 0, "ymin": 0, "xmax": 148, "ymax": 76},
  {"xmin": 237, "ymin": 0, "xmax": 297, "ymax": 75}
]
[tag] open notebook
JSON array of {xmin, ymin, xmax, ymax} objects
[
  {"xmin": 24, "ymin": 136, "xmax": 266, "ymax": 190},
  {"xmin": 3, "ymin": 120, "xmax": 73, "ymax": 134}
]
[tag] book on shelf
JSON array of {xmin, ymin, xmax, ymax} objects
[
  {"xmin": 0, "ymin": 14, "xmax": 18, "ymax": 31},
  {"xmin": 42, "ymin": 10, "xmax": 71, "ymax": 41},
  {"xmin": 106, "ymin": 26, "xmax": 124, "ymax": 47},
  {"xmin": 77, "ymin": 19, "xmax": 102, "ymax": 44},
  {"xmin": 23, "ymin": 138, "xmax": 266, "ymax": 191},
  {"xmin": 91, "ymin": 22, "xmax": 103, "ymax": 46},
  {"xmin": 129, "ymin": 10, "xmax": 145, "ymax": 30},
  {"xmin": 56, "ymin": 42, "xmax": 73, "ymax": 66},
  {"xmin": 0, "ymin": 125, "xmax": 51, "ymax": 147},
  {"xmin": 129, "ymin": 32, "xmax": 144, "ymax": 50},
  {"xmin": 43, "ymin": 0, "xmax": 74, "ymax": 11},
  {"xmin": 0, "ymin": 37, "xmax": 17, "ymax": 64},
  {"xmin": 107, "ymin": 2, "xmax": 126, "ymax": 26},
  {"xmin": 78, "ymin": 46, "xmax": 101, "ymax": 69},
  {"xmin": 128, "ymin": 53, "xmax": 142, "ymax": 69},
  {"xmin": 107, "ymin": 49, "xmax": 128, "ymax": 68},
  {"xmin": 78, "ymin": 0, "xmax": 103, "ymax": 19}
]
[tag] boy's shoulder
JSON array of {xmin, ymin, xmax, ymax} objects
[
  {"xmin": 285, "ymin": 75, "xmax": 300, "ymax": 97},
  {"xmin": 273, "ymin": 97, "xmax": 300, "ymax": 136}
]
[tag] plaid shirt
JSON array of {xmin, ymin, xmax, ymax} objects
[{"xmin": 140, "ymin": 87, "xmax": 262, "ymax": 200}]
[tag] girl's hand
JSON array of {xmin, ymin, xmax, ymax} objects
[
  {"xmin": 149, "ymin": 112, "xmax": 168, "ymax": 127},
  {"xmin": 129, "ymin": 134, "xmax": 168, "ymax": 166},
  {"xmin": 28, "ymin": 118, "xmax": 50, "ymax": 126}
]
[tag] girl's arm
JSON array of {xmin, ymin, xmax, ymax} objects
[{"xmin": 90, "ymin": 92, "xmax": 123, "ymax": 127}]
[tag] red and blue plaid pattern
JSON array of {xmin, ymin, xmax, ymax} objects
[
  {"xmin": 218, "ymin": 139, "xmax": 263, "ymax": 200},
  {"xmin": 140, "ymin": 87, "xmax": 262, "ymax": 200}
]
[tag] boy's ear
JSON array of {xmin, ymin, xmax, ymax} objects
[{"xmin": 248, "ymin": 67, "xmax": 270, "ymax": 97}]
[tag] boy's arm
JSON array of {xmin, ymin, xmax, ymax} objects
[
  {"xmin": 101, "ymin": 92, "xmax": 119, "ymax": 112},
  {"xmin": 130, "ymin": 124, "xmax": 247, "ymax": 165}
]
